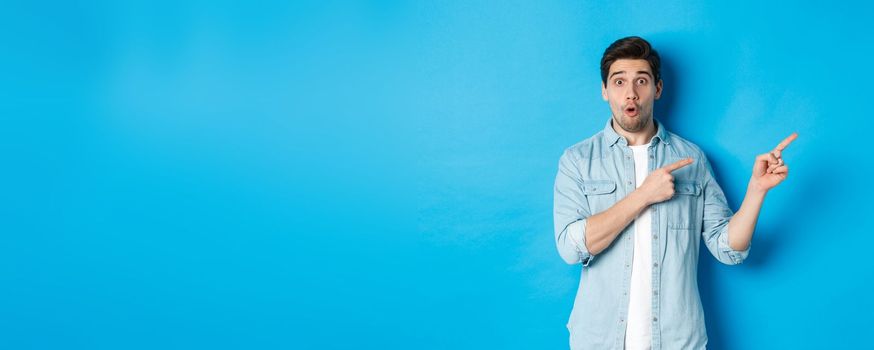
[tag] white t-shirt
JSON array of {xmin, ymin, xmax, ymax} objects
[{"xmin": 625, "ymin": 143, "xmax": 653, "ymax": 350}]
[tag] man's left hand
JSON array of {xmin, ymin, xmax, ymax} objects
[{"xmin": 749, "ymin": 132, "xmax": 798, "ymax": 193}]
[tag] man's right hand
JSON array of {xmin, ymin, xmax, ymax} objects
[{"xmin": 636, "ymin": 158, "xmax": 694, "ymax": 205}]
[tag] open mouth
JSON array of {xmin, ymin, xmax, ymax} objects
[{"xmin": 624, "ymin": 105, "xmax": 639, "ymax": 117}]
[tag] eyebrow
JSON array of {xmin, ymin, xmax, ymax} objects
[{"xmin": 609, "ymin": 70, "xmax": 653, "ymax": 79}]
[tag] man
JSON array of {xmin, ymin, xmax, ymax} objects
[{"xmin": 553, "ymin": 36, "xmax": 796, "ymax": 349}]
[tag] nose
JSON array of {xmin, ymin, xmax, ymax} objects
[{"xmin": 625, "ymin": 86, "xmax": 638, "ymax": 101}]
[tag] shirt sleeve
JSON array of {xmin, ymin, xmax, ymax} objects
[
  {"xmin": 700, "ymin": 154, "xmax": 750, "ymax": 265},
  {"xmin": 554, "ymin": 149, "xmax": 595, "ymax": 266}
]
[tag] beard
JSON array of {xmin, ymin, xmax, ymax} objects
[{"xmin": 613, "ymin": 112, "xmax": 651, "ymax": 133}]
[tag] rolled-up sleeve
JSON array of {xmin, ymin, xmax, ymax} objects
[
  {"xmin": 700, "ymin": 155, "xmax": 750, "ymax": 265},
  {"xmin": 554, "ymin": 149, "xmax": 595, "ymax": 266}
]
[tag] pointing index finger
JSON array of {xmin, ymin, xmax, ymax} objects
[
  {"xmin": 775, "ymin": 132, "xmax": 798, "ymax": 151},
  {"xmin": 663, "ymin": 157, "xmax": 694, "ymax": 173}
]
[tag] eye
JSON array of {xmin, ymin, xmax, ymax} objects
[
  {"xmin": 614, "ymin": 79, "xmax": 624, "ymax": 86},
  {"xmin": 636, "ymin": 78, "xmax": 648, "ymax": 85}
]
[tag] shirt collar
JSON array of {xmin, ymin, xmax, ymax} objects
[{"xmin": 603, "ymin": 117, "xmax": 671, "ymax": 147}]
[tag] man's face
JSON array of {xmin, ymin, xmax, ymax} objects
[{"xmin": 601, "ymin": 59, "xmax": 663, "ymax": 133}]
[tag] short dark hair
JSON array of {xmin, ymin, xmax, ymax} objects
[{"xmin": 600, "ymin": 36, "xmax": 661, "ymax": 86}]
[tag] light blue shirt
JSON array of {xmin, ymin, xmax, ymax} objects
[{"xmin": 553, "ymin": 118, "xmax": 750, "ymax": 349}]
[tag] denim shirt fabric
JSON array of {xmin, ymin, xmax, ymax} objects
[{"xmin": 553, "ymin": 118, "xmax": 750, "ymax": 350}]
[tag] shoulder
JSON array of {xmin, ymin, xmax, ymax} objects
[{"xmin": 561, "ymin": 131, "xmax": 609, "ymax": 163}]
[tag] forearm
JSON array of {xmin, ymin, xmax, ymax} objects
[
  {"xmin": 585, "ymin": 190, "xmax": 650, "ymax": 255},
  {"xmin": 727, "ymin": 181, "xmax": 768, "ymax": 251}
]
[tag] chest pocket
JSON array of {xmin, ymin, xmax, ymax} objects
[
  {"xmin": 667, "ymin": 180, "xmax": 702, "ymax": 229},
  {"xmin": 581, "ymin": 180, "xmax": 617, "ymax": 215},
  {"xmin": 674, "ymin": 181, "xmax": 701, "ymax": 196}
]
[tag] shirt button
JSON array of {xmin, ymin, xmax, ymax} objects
[
  {"xmin": 653, "ymin": 291, "xmax": 658, "ymax": 296},
  {"xmin": 653, "ymin": 262, "xmax": 658, "ymax": 267},
  {"xmin": 653, "ymin": 234, "xmax": 658, "ymax": 239},
  {"xmin": 653, "ymin": 317, "xmax": 658, "ymax": 322}
]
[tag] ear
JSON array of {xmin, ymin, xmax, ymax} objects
[
  {"xmin": 654, "ymin": 79, "xmax": 663, "ymax": 100},
  {"xmin": 601, "ymin": 82, "xmax": 608, "ymax": 101}
]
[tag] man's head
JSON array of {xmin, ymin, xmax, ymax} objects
[{"xmin": 600, "ymin": 36, "xmax": 663, "ymax": 134}]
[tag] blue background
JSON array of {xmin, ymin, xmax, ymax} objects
[{"xmin": 2, "ymin": 1, "xmax": 871, "ymax": 349}]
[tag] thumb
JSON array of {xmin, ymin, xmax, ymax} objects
[{"xmin": 753, "ymin": 154, "xmax": 770, "ymax": 176}]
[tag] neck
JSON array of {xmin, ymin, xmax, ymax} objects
[{"xmin": 612, "ymin": 118, "xmax": 657, "ymax": 146}]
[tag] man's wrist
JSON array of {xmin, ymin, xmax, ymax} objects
[
  {"xmin": 627, "ymin": 189, "xmax": 652, "ymax": 210},
  {"xmin": 746, "ymin": 180, "xmax": 768, "ymax": 199}
]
